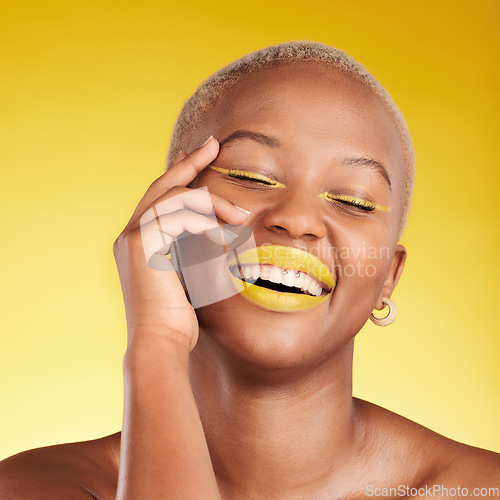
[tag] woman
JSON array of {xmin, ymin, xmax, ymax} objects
[{"xmin": 1, "ymin": 41, "xmax": 499, "ymax": 499}]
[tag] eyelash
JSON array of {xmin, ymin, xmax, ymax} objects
[
  {"xmin": 226, "ymin": 172, "xmax": 276, "ymax": 186},
  {"xmin": 319, "ymin": 193, "xmax": 376, "ymax": 212},
  {"xmin": 211, "ymin": 166, "xmax": 379, "ymax": 212},
  {"xmin": 210, "ymin": 166, "xmax": 284, "ymax": 188}
]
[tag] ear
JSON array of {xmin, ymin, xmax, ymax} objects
[{"xmin": 375, "ymin": 244, "xmax": 407, "ymax": 310}]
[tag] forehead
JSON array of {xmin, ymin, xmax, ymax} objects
[{"xmin": 197, "ymin": 62, "xmax": 405, "ymax": 194}]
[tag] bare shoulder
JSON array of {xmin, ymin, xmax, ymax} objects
[
  {"xmin": 356, "ymin": 398, "xmax": 500, "ymax": 493},
  {"xmin": 431, "ymin": 437, "xmax": 500, "ymax": 492},
  {"xmin": 0, "ymin": 432, "xmax": 121, "ymax": 500}
]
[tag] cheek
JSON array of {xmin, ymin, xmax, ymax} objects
[
  {"xmin": 331, "ymin": 228, "xmax": 393, "ymax": 290},
  {"xmin": 336, "ymin": 248, "xmax": 390, "ymax": 286},
  {"xmin": 188, "ymin": 169, "xmax": 211, "ymax": 189},
  {"xmin": 190, "ymin": 173, "xmax": 231, "ymax": 198},
  {"xmin": 195, "ymin": 178, "xmax": 262, "ymax": 213},
  {"xmin": 324, "ymin": 231, "xmax": 394, "ymax": 338}
]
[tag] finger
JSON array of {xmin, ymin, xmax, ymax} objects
[
  {"xmin": 127, "ymin": 137, "xmax": 219, "ymax": 228},
  {"xmin": 140, "ymin": 209, "xmax": 224, "ymax": 263},
  {"xmin": 172, "ymin": 151, "xmax": 188, "ymax": 166},
  {"xmin": 166, "ymin": 136, "xmax": 218, "ymax": 185},
  {"xmin": 140, "ymin": 187, "xmax": 250, "ymax": 228},
  {"xmin": 140, "ymin": 188, "xmax": 215, "ymax": 226},
  {"xmin": 153, "ymin": 138, "xmax": 219, "ymax": 197}
]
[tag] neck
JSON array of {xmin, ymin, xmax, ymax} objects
[{"xmin": 190, "ymin": 331, "xmax": 366, "ymax": 498}]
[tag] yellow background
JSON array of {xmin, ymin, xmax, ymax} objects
[{"xmin": 1, "ymin": 0, "xmax": 499, "ymax": 460}]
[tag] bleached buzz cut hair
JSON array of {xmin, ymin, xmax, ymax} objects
[{"xmin": 166, "ymin": 40, "xmax": 415, "ymax": 234}]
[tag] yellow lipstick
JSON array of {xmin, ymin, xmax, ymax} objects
[{"xmin": 228, "ymin": 245, "xmax": 335, "ymax": 312}]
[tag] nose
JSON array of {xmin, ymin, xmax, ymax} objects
[{"xmin": 261, "ymin": 188, "xmax": 327, "ymax": 241}]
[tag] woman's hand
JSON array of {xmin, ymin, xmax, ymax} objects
[
  {"xmin": 113, "ymin": 136, "xmax": 249, "ymax": 352},
  {"xmin": 115, "ymin": 136, "xmax": 248, "ymax": 500}
]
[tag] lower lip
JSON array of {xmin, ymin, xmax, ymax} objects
[{"xmin": 230, "ymin": 275, "xmax": 331, "ymax": 312}]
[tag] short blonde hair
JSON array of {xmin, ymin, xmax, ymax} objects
[{"xmin": 167, "ymin": 41, "xmax": 415, "ymax": 234}]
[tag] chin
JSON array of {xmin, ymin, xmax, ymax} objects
[{"xmin": 194, "ymin": 293, "xmax": 349, "ymax": 377}]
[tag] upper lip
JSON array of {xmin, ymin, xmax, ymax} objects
[{"xmin": 228, "ymin": 244, "xmax": 335, "ymax": 291}]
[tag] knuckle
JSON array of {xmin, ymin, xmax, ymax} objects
[
  {"xmin": 112, "ymin": 237, "xmax": 119, "ymax": 256},
  {"xmin": 113, "ymin": 227, "xmax": 141, "ymax": 254},
  {"xmin": 112, "ymin": 232, "xmax": 126, "ymax": 257}
]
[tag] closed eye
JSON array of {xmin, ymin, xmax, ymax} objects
[
  {"xmin": 209, "ymin": 165, "xmax": 286, "ymax": 188},
  {"xmin": 318, "ymin": 193, "xmax": 386, "ymax": 212},
  {"xmin": 226, "ymin": 172, "xmax": 274, "ymax": 185}
]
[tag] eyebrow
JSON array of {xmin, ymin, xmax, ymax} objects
[
  {"xmin": 219, "ymin": 130, "xmax": 281, "ymax": 149},
  {"xmin": 342, "ymin": 157, "xmax": 392, "ymax": 190},
  {"xmin": 218, "ymin": 129, "xmax": 391, "ymax": 190}
]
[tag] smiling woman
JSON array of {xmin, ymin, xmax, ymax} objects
[{"xmin": 1, "ymin": 40, "xmax": 499, "ymax": 500}]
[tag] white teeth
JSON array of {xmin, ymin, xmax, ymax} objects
[
  {"xmin": 260, "ymin": 265, "xmax": 271, "ymax": 280},
  {"xmin": 282, "ymin": 270, "xmax": 296, "ymax": 286},
  {"xmin": 295, "ymin": 272, "xmax": 304, "ymax": 288},
  {"xmin": 269, "ymin": 266, "xmax": 282, "ymax": 284},
  {"xmin": 301, "ymin": 273, "xmax": 312, "ymax": 290},
  {"xmin": 251, "ymin": 264, "xmax": 260, "ymax": 280},
  {"xmin": 235, "ymin": 264, "xmax": 328, "ymax": 296},
  {"xmin": 241, "ymin": 266, "xmax": 253, "ymax": 280}
]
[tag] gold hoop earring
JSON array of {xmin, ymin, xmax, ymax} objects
[{"xmin": 370, "ymin": 297, "xmax": 397, "ymax": 326}]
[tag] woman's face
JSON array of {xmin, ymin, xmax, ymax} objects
[{"xmin": 189, "ymin": 62, "xmax": 407, "ymax": 370}]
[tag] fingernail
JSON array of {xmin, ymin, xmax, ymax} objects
[
  {"xmin": 221, "ymin": 227, "xmax": 236, "ymax": 244},
  {"xmin": 204, "ymin": 226, "xmax": 235, "ymax": 245},
  {"xmin": 222, "ymin": 227, "xmax": 238, "ymax": 241},
  {"xmin": 201, "ymin": 135, "xmax": 214, "ymax": 147},
  {"xmin": 234, "ymin": 205, "xmax": 251, "ymax": 216}
]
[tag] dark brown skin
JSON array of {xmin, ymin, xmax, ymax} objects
[{"xmin": 1, "ymin": 63, "xmax": 499, "ymax": 499}]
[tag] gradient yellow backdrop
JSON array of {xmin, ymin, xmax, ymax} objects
[{"xmin": 1, "ymin": 0, "xmax": 499, "ymax": 460}]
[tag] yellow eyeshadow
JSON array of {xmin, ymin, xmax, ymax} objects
[
  {"xmin": 209, "ymin": 165, "xmax": 286, "ymax": 189},
  {"xmin": 209, "ymin": 166, "xmax": 388, "ymax": 212},
  {"xmin": 318, "ymin": 192, "xmax": 390, "ymax": 213}
]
